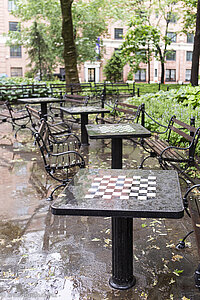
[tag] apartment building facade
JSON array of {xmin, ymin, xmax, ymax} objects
[{"xmin": 0, "ymin": 0, "xmax": 195, "ymax": 83}]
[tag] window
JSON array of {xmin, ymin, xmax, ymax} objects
[
  {"xmin": 185, "ymin": 69, "xmax": 191, "ymax": 81},
  {"xmin": 165, "ymin": 69, "xmax": 176, "ymax": 82},
  {"xmin": 187, "ymin": 33, "xmax": 194, "ymax": 43},
  {"xmin": 166, "ymin": 50, "xmax": 176, "ymax": 61},
  {"xmin": 9, "ymin": 21, "xmax": 20, "ymax": 31},
  {"xmin": 155, "ymin": 69, "xmax": 158, "ymax": 77},
  {"xmin": 8, "ymin": 0, "xmax": 17, "ymax": 12},
  {"xmin": 167, "ymin": 12, "xmax": 177, "ymax": 23},
  {"xmin": 10, "ymin": 67, "xmax": 22, "ymax": 77},
  {"xmin": 186, "ymin": 51, "xmax": 193, "ymax": 61},
  {"xmin": 167, "ymin": 32, "xmax": 177, "ymax": 42},
  {"xmin": 114, "ymin": 28, "xmax": 123, "ymax": 40},
  {"xmin": 135, "ymin": 69, "xmax": 146, "ymax": 82},
  {"xmin": 10, "ymin": 46, "xmax": 22, "ymax": 57}
]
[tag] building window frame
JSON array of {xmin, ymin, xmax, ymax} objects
[
  {"xmin": 166, "ymin": 50, "xmax": 176, "ymax": 61},
  {"xmin": 167, "ymin": 12, "xmax": 177, "ymax": 23},
  {"xmin": 9, "ymin": 21, "xmax": 20, "ymax": 32},
  {"xmin": 135, "ymin": 69, "xmax": 146, "ymax": 82},
  {"xmin": 10, "ymin": 46, "xmax": 22, "ymax": 58},
  {"xmin": 10, "ymin": 67, "xmax": 23, "ymax": 77},
  {"xmin": 8, "ymin": 0, "xmax": 17, "ymax": 12},
  {"xmin": 167, "ymin": 32, "xmax": 177, "ymax": 42},
  {"xmin": 187, "ymin": 33, "xmax": 194, "ymax": 43},
  {"xmin": 114, "ymin": 28, "xmax": 123, "ymax": 40},
  {"xmin": 165, "ymin": 69, "xmax": 176, "ymax": 82},
  {"xmin": 186, "ymin": 51, "xmax": 193, "ymax": 61},
  {"xmin": 185, "ymin": 69, "xmax": 191, "ymax": 81}
]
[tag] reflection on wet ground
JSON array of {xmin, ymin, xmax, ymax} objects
[{"xmin": 0, "ymin": 115, "xmax": 200, "ymax": 299}]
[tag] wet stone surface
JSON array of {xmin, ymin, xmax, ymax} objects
[{"xmin": 0, "ymin": 116, "xmax": 200, "ymax": 299}]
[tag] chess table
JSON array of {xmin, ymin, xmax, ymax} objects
[
  {"xmin": 60, "ymin": 106, "xmax": 110, "ymax": 146},
  {"xmin": 51, "ymin": 168, "xmax": 184, "ymax": 290},
  {"xmin": 86, "ymin": 123, "xmax": 151, "ymax": 168},
  {"xmin": 18, "ymin": 97, "xmax": 63, "ymax": 119}
]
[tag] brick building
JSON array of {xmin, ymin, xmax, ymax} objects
[{"xmin": 0, "ymin": 0, "xmax": 195, "ymax": 83}]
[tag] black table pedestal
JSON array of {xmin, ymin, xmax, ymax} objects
[
  {"xmin": 81, "ymin": 113, "xmax": 89, "ymax": 146},
  {"xmin": 109, "ymin": 217, "xmax": 136, "ymax": 290},
  {"xmin": 41, "ymin": 102, "xmax": 47, "ymax": 120},
  {"xmin": 112, "ymin": 138, "xmax": 122, "ymax": 169}
]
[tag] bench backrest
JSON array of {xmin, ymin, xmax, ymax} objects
[
  {"xmin": 168, "ymin": 116, "xmax": 200, "ymax": 157},
  {"xmin": 63, "ymin": 94, "xmax": 89, "ymax": 105},
  {"xmin": 114, "ymin": 101, "xmax": 145, "ymax": 125},
  {"xmin": 34, "ymin": 119, "xmax": 85, "ymax": 180}
]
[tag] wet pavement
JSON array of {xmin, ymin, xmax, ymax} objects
[{"xmin": 0, "ymin": 112, "xmax": 200, "ymax": 299}]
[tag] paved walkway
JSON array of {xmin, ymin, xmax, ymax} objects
[{"xmin": 0, "ymin": 119, "xmax": 200, "ymax": 299}]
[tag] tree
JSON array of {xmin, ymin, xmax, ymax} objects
[
  {"xmin": 104, "ymin": 50, "xmax": 125, "ymax": 82},
  {"xmin": 121, "ymin": 14, "xmax": 160, "ymax": 83},
  {"xmin": 60, "ymin": 0, "xmax": 79, "ymax": 84},
  {"xmin": 191, "ymin": 0, "xmax": 200, "ymax": 86},
  {"xmin": 119, "ymin": 0, "xmax": 181, "ymax": 83},
  {"xmin": 27, "ymin": 21, "xmax": 56, "ymax": 80},
  {"xmin": 8, "ymin": 0, "xmax": 111, "ymax": 83}
]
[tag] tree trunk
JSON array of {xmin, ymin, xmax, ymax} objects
[
  {"xmin": 60, "ymin": 0, "xmax": 80, "ymax": 85},
  {"xmin": 191, "ymin": 0, "xmax": 200, "ymax": 86},
  {"xmin": 156, "ymin": 45, "xmax": 165, "ymax": 84},
  {"xmin": 160, "ymin": 61, "xmax": 165, "ymax": 84}
]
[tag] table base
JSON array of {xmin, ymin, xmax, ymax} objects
[{"xmin": 110, "ymin": 217, "xmax": 136, "ymax": 290}]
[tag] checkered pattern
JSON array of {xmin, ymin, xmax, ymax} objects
[
  {"xmin": 96, "ymin": 124, "xmax": 135, "ymax": 134},
  {"xmin": 85, "ymin": 175, "xmax": 156, "ymax": 200}
]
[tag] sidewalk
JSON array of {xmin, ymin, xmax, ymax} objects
[{"xmin": 0, "ymin": 120, "xmax": 200, "ymax": 299}]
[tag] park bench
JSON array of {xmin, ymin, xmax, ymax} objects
[
  {"xmin": 139, "ymin": 115, "xmax": 200, "ymax": 184},
  {"xmin": 33, "ymin": 118, "xmax": 85, "ymax": 201},
  {"xmin": 62, "ymin": 94, "xmax": 89, "ymax": 105},
  {"xmin": 95, "ymin": 98, "xmax": 145, "ymax": 126},
  {"xmin": 25, "ymin": 105, "xmax": 71, "ymax": 139},
  {"xmin": 49, "ymin": 83, "xmax": 92, "ymax": 97},
  {"xmin": 93, "ymin": 82, "xmax": 134, "ymax": 97}
]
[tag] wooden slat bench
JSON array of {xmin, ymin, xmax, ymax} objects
[
  {"xmin": 34, "ymin": 119, "xmax": 85, "ymax": 201},
  {"xmin": 139, "ymin": 115, "xmax": 200, "ymax": 184},
  {"xmin": 25, "ymin": 105, "xmax": 71, "ymax": 139},
  {"xmin": 95, "ymin": 99, "xmax": 144, "ymax": 125},
  {"xmin": 62, "ymin": 94, "xmax": 89, "ymax": 105}
]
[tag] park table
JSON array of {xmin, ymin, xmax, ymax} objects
[
  {"xmin": 51, "ymin": 168, "xmax": 184, "ymax": 290},
  {"xmin": 17, "ymin": 97, "xmax": 63, "ymax": 119},
  {"xmin": 60, "ymin": 106, "xmax": 110, "ymax": 146},
  {"xmin": 86, "ymin": 123, "xmax": 151, "ymax": 168}
]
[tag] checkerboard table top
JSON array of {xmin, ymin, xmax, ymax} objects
[
  {"xmin": 18, "ymin": 97, "xmax": 61, "ymax": 104},
  {"xmin": 51, "ymin": 169, "xmax": 184, "ymax": 219},
  {"xmin": 60, "ymin": 106, "xmax": 110, "ymax": 114},
  {"xmin": 86, "ymin": 123, "xmax": 151, "ymax": 139}
]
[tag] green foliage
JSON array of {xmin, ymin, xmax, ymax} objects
[
  {"xmin": 103, "ymin": 51, "xmax": 125, "ymax": 82},
  {"xmin": 8, "ymin": 0, "xmax": 111, "ymax": 68},
  {"xmin": 128, "ymin": 85, "xmax": 200, "ymax": 153},
  {"xmin": 181, "ymin": 0, "xmax": 197, "ymax": 33}
]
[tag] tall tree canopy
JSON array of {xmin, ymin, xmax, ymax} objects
[
  {"xmin": 120, "ymin": 0, "xmax": 181, "ymax": 84},
  {"xmin": 8, "ymin": 0, "xmax": 111, "ymax": 83}
]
